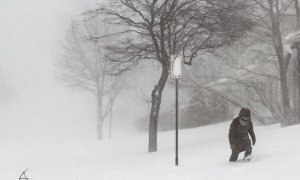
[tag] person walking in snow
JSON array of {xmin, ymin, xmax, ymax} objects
[{"xmin": 228, "ymin": 108, "xmax": 256, "ymax": 162}]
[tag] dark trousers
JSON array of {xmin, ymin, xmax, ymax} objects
[{"xmin": 229, "ymin": 143, "xmax": 252, "ymax": 162}]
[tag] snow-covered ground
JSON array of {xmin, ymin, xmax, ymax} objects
[
  {"xmin": 1, "ymin": 1, "xmax": 299, "ymax": 179},
  {"xmin": 1, "ymin": 121, "xmax": 300, "ymax": 180}
]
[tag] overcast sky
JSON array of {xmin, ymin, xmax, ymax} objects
[
  {"xmin": 0, "ymin": 0, "xmax": 167, "ymax": 146},
  {"xmin": 0, "ymin": 0, "xmax": 102, "ymax": 144},
  {"xmin": 0, "ymin": 0, "xmax": 82, "ymax": 96}
]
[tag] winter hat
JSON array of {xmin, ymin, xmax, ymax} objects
[
  {"xmin": 239, "ymin": 108, "xmax": 251, "ymax": 118},
  {"xmin": 239, "ymin": 108, "xmax": 251, "ymax": 126}
]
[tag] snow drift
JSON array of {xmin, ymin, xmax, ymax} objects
[{"xmin": 1, "ymin": 121, "xmax": 300, "ymax": 180}]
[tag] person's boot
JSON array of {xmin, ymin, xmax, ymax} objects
[
  {"xmin": 243, "ymin": 145, "xmax": 252, "ymax": 161},
  {"xmin": 243, "ymin": 154, "xmax": 251, "ymax": 161},
  {"xmin": 229, "ymin": 151, "xmax": 239, "ymax": 162}
]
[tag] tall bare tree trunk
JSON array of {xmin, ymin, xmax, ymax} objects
[
  {"xmin": 109, "ymin": 76, "xmax": 113, "ymax": 139},
  {"xmin": 97, "ymin": 102, "xmax": 103, "ymax": 140},
  {"xmin": 295, "ymin": 0, "xmax": 300, "ymax": 29},
  {"xmin": 148, "ymin": 65, "xmax": 169, "ymax": 152},
  {"xmin": 148, "ymin": 17, "xmax": 170, "ymax": 152},
  {"xmin": 267, "ymin": 0, "xmax": 291, "ymax": 126},
  {"xmin": 96, "ymin": 59, "xmax": 105, "ymax": 140},
  {"xmin": 97, "ymin": 82, "xmax": 104, "ymax": 139}
]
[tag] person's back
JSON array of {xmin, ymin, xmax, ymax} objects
[{"xmin": 228, "ymin": 108, "xmax": 256, "ymax": 162}]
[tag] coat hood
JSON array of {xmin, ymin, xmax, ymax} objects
[{"xmin": 239, "ymin": 108, "xmax": 251, "ymax": 126}]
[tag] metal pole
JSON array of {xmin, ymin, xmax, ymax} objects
[
  {"xmin": 175, "ymin": 79, "xmax": 179, "ymax": 166},
  {"xmin": 293, "ymin": 43, "xmax": 300, "ymax": 123}
]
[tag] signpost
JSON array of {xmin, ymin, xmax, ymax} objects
[{"xmin": 170, "ymin": 55, "xmax": 183, "ymax": 166}]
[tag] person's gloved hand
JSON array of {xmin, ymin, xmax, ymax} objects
[{"xmin": 252, "ymin": 139, "xmax": 256, "ymax": 146}]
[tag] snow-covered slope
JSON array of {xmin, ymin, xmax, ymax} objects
[{"xmin": 1, "ymin": 122, "xmax": 300, "ymax": 180}]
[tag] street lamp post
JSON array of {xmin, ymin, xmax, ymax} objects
[
  {"xmin": 175, "ymin": 78, "xmax": 179, "ymax": 166},
  {"xmin": 170, "ymin": 55, "xmax": 183, "ymax": 166}
]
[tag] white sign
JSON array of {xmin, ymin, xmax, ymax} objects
[{"xmin": 170, "ymin": 55, "xmax": 183, "ymax": 79}]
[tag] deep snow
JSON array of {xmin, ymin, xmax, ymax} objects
[{"xmin": 1, "ymin": 121, "xmax": 300, "ymax": 180}]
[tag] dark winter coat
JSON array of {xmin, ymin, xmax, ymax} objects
[{"xmin": 228, "ymin": 109, "xmax": 256, "ymax": 152}]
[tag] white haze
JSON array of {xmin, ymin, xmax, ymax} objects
[{"xmin": 0, "ymin": 0, "xmax": 161, "ymax": 147}]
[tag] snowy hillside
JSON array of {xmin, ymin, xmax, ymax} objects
[{"xmin": 1, "ymin": 121, "xmax": 300, "ymax": 180}]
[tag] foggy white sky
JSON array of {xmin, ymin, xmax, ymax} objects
[
  {"xmin": 0, "ymin": 0, "xmax": 81, "ymax": 96},
  {"xmin": 0, "ymin": 0, "xmax": 172, "ymax": 146},
  {"xmin": 0, "ymin": 0, "xmax": 103, "ymax": 144}
]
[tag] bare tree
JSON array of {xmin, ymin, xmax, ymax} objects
[
  {"xmin": 84, "ymin": 0, "xmax": 254, "ymax": 152},
  {"xmin": 58, "ymin": 21, "xmax": 121, "ymax": 140},
  {"xmin": 246, "ymin": 0, "xmax": 296, "ymax": 126},
  {"xmin": 181, "ymin": 44, "xmax": 273, "ymax": 124},
  {"xmin": 183, "ymin": 0, "xmax": 300, "ymax": 125},
  {"xmin": 295, "ymin": 0, "xmax": 300, "ymax": 28}
]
